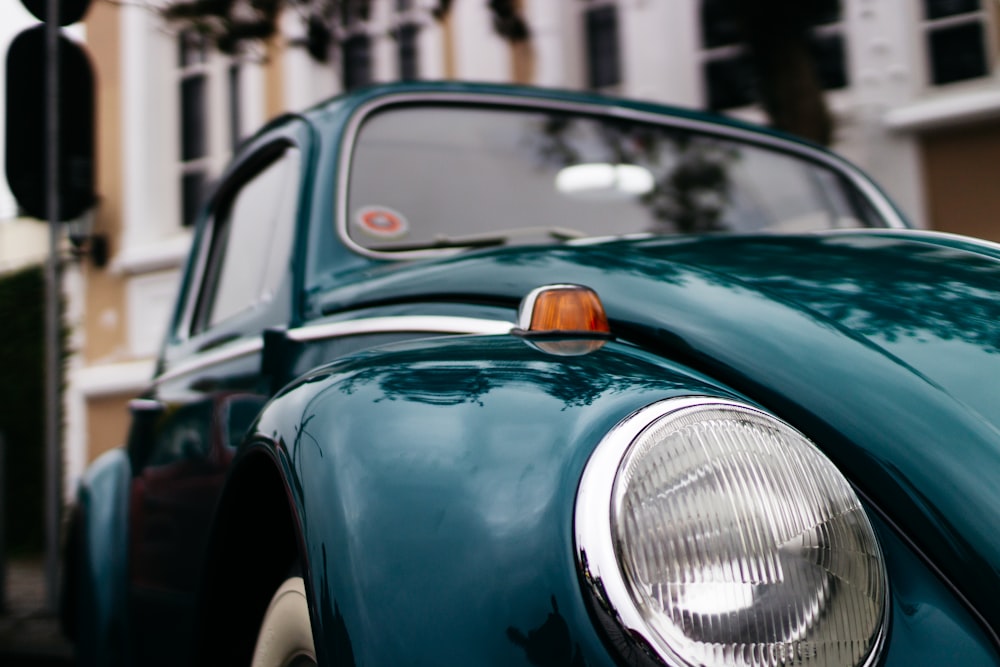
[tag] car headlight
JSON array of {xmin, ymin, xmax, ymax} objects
[{"xmin": 576, "ymin": 397, "xmax": 887, "ymax": 667}]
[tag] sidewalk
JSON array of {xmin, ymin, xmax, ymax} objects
[{"xmin": 0, "ymin": 558, "xmax": 74, "ymax": 665}]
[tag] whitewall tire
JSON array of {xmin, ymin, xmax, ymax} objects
[{"xmin": 251, "ymin": 576, "xmax": 317, "ymax": 667}]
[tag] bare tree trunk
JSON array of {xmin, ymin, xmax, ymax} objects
[{"xmin": 735, "ymin": 1, "xmax": 833, "ymax": 146}]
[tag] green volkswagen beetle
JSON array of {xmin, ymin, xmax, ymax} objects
[{"xmin": 64, "ymin": 81, "xmax": 1000, "ymax": 667}]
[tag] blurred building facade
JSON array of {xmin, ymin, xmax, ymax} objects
[{"xmin": 67, "ymin": 0, "xmax": 1000, "ymax": 483}]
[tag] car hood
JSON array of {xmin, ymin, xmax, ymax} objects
[{"xmin": 320, "ymin": 230, "xmax": 1000, "ymax": 626}]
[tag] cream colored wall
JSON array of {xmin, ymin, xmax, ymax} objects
[
  {"xmin": 0, "ymin": 219, "xmax": 48, "ymax": 270},
  {"xmin": 84, "ymin": 0, "xmax": 128, "ymax": 367},
  {"xmin": 265, "ymin": 37, "xmax": 286, "ymax": 123},
  {"xmin": 79, "ymin": 0, "xmax": 133, "ymax": 466}
]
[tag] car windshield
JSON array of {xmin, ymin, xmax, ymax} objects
[{"xmin": 345, "ymin": 104, "xmax": 883, "ymax": 253}]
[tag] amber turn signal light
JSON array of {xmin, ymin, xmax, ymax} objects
[{"xmin": 517, "ymin": 284, "xmax": 611, "ymax": 334}]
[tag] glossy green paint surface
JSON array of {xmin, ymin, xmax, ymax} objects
[
  {"xmin": 254, "ymin": 337, "xmax": 732, "ymax": 665},
  {"xmin": 304, "ymin": 229, "xmax": 1000, "ymax": 631},
  {"xmin": 250, "ymin": 335, "xmax": 998, "ymax": 664},
  {"xmin": 72, "ymin": 448, "xmax": 131, "ymax": 664}
]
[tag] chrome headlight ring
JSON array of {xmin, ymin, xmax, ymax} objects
[{"xmin": 575, "ymin": 397, "xmax": 888, "ymax": 667}]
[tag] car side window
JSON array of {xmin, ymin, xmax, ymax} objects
[{"xmin": 192, "ymin": 146, "xmax": 301, "ymax": 335}]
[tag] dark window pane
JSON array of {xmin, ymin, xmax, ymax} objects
[
  {"xmin": 340, "ymin": 0, "xmax": 370, "ymax": 25},
  {"xmin": 398, "ymin": 24, "xmax": 419, "ymax": 81},
  {"xmin": 178, "ymin": 31, "xmax": 206, "ymax": 68},
  {"xmin": 343, "ymin": 35, "xmax": 372, "ymax": 90},
  {"xmin": 585, "ymin": 6, "xmax": 620, "ymax": 88},
  {"xmin": 924, "ymin": 0, "xmax": 980, "ymax": 19},
  {"xmin": 182, "ymin": 170, "xmax": 207, "ymax": 227},
  {"xmin": 811, "ymin": 32, "xmax": 848, "ymax": 89},
  {"xmin": 812, "ymin": 0, "xmax": 842, "ymax": 25},
  {"xmin": 701, "ymin": 0, "xmax": 742, "ymax": 48},
  {"xmin": 928, "ymin": 21, "xmax": 988, "ymax": 84},
  {"xmin": 180, "ymin": 74, "xmax": 207, "ymax": 161},
  {"xmin": 229, "ymin": 64, "xmax": 242, "ymax": 150},
  {"xmin": 705, "ymin": 53, "xmax": 757, "ymax": 110}
]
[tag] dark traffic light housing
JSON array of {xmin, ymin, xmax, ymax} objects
[{"xmin": 5, "ymin": 6, "xmax": 95, "ymax": 222}]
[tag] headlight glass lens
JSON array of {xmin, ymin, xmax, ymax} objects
[{"xmin": 586, "ymin": 399, "xmax": 886, "ymax": 667}]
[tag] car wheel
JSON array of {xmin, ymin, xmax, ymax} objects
[{"xmin": 251, "ymin": 576, "xmax": 317, "ymax": 667}]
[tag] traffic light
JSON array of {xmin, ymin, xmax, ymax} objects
[
  {"xmin": 4, "ymin": 0, "xmax": 95, "ymax": 222},
  {"xmin": 21, "ymin": 0, "xmax": 91, "ymax": 26}
]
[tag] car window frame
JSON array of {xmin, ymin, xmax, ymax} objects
[
  {"xmin": 190, "ymin": 145, "xmax": 301, "ymax": 335},
  {"xmin": 169, "ymin": 134, "xmax": 306, "ymax": 360}
]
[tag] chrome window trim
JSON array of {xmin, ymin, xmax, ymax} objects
[
  {"xmin": 574, "ymin": 395, "xmax": 888, "ymax": 667},
  {"xmin": 155, "ymin": 315, "xmax": 513, "ymax": 384},
  {"xmin": 156, "ymin": 336, "xmax": 265, "ymax": 385},
  {"xmin": 175, "ymin": 215, "xmax": 216, "ymax": 343},
  {"xmin": 336, "ymin": 91, "xmax": 907, "ymax": 261},
  {"xmin": 174, "ymin": 141, "xmax": 301, "ymax": 343},
  {"xmin": 832, "ymin": 226, "xmax": 1000, "ymax": 253}
]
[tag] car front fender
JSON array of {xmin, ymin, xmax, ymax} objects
[
  {"xmin": 68, "ymin": 447, "xmax": 131, "ymax": 667},
  {"xmin": 251, "ymin": 334, "xmax": 736, "ymax": 665},
  {"xmin": 208, "ymin": 332, "xmax": 1000, "ymax": 666}
]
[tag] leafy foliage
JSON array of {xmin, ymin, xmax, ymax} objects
[
  {"xmin": 160, "ymin": 0, "xmax": 528, "ymax": 58},
  {"xmin": 161, "ymin": 0, "xmax": 283, "ymax": 55}
]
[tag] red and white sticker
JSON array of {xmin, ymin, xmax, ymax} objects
[{"xmin": 354, "ymin": 206, "xmax": 409, "ymax": 239}]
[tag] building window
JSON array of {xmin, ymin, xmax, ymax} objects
[
  {"xmin": 397, "ymin": 23, "xmax": 419, "ymax": 81},
  {"xmin": 585, "ymin": 4, "xmax": 621, "ymax": 89},
  {"xmin": 339, "ymin": 0, "xmax": 370, "ymax": 26},
  {"xmin": 228, "ymin": 64, "xmax": 243, "ymax": 151},
  {"xmin": 178, "ymin": 31, "xmax": 209, "ymax": 227},
  {"xmin": 181, "ymin": 171, "xmax": 208, "ymax": 230},
  {"xmin": 343, "ymin": 34, "xmax": 372, "ymax": 90},
  {"xmin": 177, "ymin": 31, "xmax": 247, "ymax": 228},
  {"xmin": 700, "ymin": 0, "xmax": 848, "ymax": 112},
  {"xmin": 180, "ymin": 76, "xmax": 207, "ymax": 161},
  {"xmin": 922, "ymin": 0, "xmax": 991, "ymax": 85}
]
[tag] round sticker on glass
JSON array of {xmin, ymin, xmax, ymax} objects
[{"xmin": 355, "ymin": 206, "xmax": 409, "ymax": 239}]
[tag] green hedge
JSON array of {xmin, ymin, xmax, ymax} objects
[{"xmin": 0, "ymin": 265, "xmax": 62, "ymax": 556}]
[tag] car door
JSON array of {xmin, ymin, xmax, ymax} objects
[{"xmin": 125, "ymin": 134, "xmax": 306, "ymax": 666}]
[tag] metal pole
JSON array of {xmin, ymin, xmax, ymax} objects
[
  {"xmin": 44, "ymin": 0, "xmax": 63, "ymax": 613},
  {"xmin": 0, "ymin": 433, "xmax": 6, "ymax": 613}
]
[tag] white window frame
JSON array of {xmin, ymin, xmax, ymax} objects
[
  {"xmin": 177, "ymin": 31, "xmax": 248, "ymax": 228},
  {"xmin": 917, "ymin": 0, "xmax": 996, "ymax": 89}
]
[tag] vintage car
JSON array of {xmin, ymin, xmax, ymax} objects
[{"xmin": 64, "ymin": 81, "xmax": 1000, "ymax": 667}]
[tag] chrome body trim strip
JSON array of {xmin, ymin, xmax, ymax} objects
[
  {"xmin": 155, "ymin": 316, "xmax": 513, "ymax": 384},
  {"xmin": 156, "ymin": 337, "xmax": 265, "ymax": 385},
  {"xmin": 336, "ymin": 91, "xmax": 908, "ymax": 261},
  {"xmin": 286, "ymin": 315, "xmax": 514, "ymax": 342}
]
